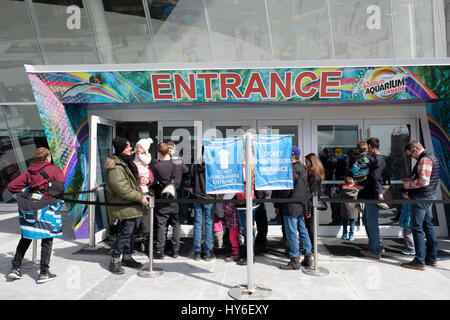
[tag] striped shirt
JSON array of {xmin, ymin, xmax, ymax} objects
[{"xmin": 405, "ymin": 157, "xmax": 433, "ymax": 189}]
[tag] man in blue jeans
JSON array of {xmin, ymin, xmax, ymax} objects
[
  {"xmin": 278, "ymin": 146, "xmax": 313, "ymax": 270},
  {"xmin": 401, "ymin": 141, "xmax": 439, "ymax": 270},
  {"xmin": 188, "ymin": 146, "xmax": 216, "ymax": 261},
  {"xmin": 358, "ymin": 138, "xmax": 385, "ymax": 260}
]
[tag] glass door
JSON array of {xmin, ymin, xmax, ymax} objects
[
  {"xmin": 158, "ymin": 121, "xmax": 198, "ymax": 166},
  {"xmin": 312, "ymin": 120, "xmax": 363, "ymax": 233},
  {"xmin": 364, "ymin": 119, "xmax": 421, "ymax": 231},
  {"xmin": 89, "ymin": 115, "xmax": 116, "ymax": 246}
]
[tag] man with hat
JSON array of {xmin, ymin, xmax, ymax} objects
[
  {"xmin": 104, "ymin": 137, "xmax": 149, "ymax": 274},
  {"xmin": 279, "ymin": 146, "xmax": 313, "ymax": 270}
]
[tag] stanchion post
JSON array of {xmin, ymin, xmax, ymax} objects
[
  {"xmin": 303, "ymin": 195, "xmax": 329, "ymax": 276},
  {"xmin": 32, "ymin": 239, "xmax": 39, "ymax": 266},
  {"xmin": 138, "ymin": 196, "xmax": 163, "ymax": 278},
  {"xmin": 228, "ymin": 133, "xmax": 272, "ymax": 300}
]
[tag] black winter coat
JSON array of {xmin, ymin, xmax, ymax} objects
[{"xmin": 278, "ymin": 161, "xmax": 311, "ymax": 216}]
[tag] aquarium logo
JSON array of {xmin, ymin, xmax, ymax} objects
[{"xmin": 362, "ymin": 67, "xmax": 408, "ymax": 100}]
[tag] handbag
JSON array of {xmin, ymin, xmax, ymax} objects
[
  {"xmin": 160, "ymin": 160, "xmax": 177, "ymax": 199},
  {"xmin": 316, "ymin": 200, "xmax": 328, "ymax": 211}
]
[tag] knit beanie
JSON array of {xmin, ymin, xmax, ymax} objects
[
  {"xmin": 112, "ymin": 137, "xmax": 130, "ymax": 155},
  {"xmin": 136, "ymin": 138, "xmax": 153, "ymax": 152}
]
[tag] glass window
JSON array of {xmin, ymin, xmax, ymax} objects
[
  {"xmin": 392, "ymin": 0, "xmax": 435, "ymax": 58},
  {"xmin": 267, "ymin": 0, "xmax": 331, "ymax": 60},
  {"xmin": 205, "ymin": 0, "xmax": 273, "ymax": 61},
  {"xmin": 97, "ymin": 0, "xmax": 155, "ymax": 63},
  {"xmin": 0, "ymin": 108, "xmax": 20, "ymax": 203},
  {"xmin": 29, "ymin": 0, "xmax": 99, "ymax": 64},
  {"xmin": 162, "ymin": 126, "xmax": 195, "ymax": 165},
  {"xmin": 147, "ymin": 0, "xmax": 212, "ymax": 63},
  {"xmin": 2, "ymin": 105, "xmax": 49, "ymax": 171},
  {"xmin": 329, "ymin": 0, "xmax": 393, "ymax": 59},
  {"xmin": 0, "ymin": 0, "xmax": 43, "ymax": 102}
]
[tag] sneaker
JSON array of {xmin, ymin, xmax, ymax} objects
[
  {"xmin": 8, "ymin": 268, "xmax": 22, "ymax": 280},
  {"xmin": 377, "ymin": 202, "xmax": 390, "ymax": 210},
  {"xmin": 203, "ymin": 252, "xmax": 214, "ymax": 261},
  {"xmin": 341, "ymin": 233, "xmax": 348, "ymax": 240},
  {"xmin": 401, "ymin": 248, "xmax": 416, "ymax": 255},
  {"xmin": 171, "ymin": 250, "xmax": 179, "ymax": 259},
  {"xmin": 122, "ymin": 257, "xmax": 143, "ymax": 269},
  {"xmin": 194, "ymin": 252, "xmax": 202, "ymax": 261},
  {"xmin": 279, "ymin": 257, "xmax": 301, "ymax": 270},
  {"xmin": 401, "ymin": 261, "xmax": 425, "ymax": 271},
  {"xmin": 348, "ymin": 233, "xmax": 354, "ymax": 241},
  {"xmin": 360, "ymin": 249, "xmax": 381, "ymax": 260},
  {"xmin": 37, "ymin": 271, "xmax": 57, "ymax": 283},
  {"xmin": 225, "ymin": 256, "xmax": 240, "ymax": 263},
  {"xmin": 109, "ymin": 260, "xmax": 125, "ymax": 275}
]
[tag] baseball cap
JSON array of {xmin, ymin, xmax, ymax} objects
[{"xmin": 292, "ymin": 146, "xmax": 301, "ymax": 157}]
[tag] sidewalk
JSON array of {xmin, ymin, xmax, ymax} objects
[{"xmin": 1, "ymin": 211, "xmax": 449, "ymax": 300}]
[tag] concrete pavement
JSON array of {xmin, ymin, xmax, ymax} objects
[{"xmin": 1, "ymin": 211, "xmax": 449, "ymax": 300}]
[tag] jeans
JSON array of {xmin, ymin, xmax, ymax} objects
[
  {"xmin": 410, "ymin": 195, "xmax": 437, "ymax": 265},
  {"xmin": 283, "ymin": 215, "xmax": 312, "ymax": 258},
  {"xmin": 12, "ymin": 237, "xmax": 53, "ymax": 273},
  {"xmin": 193, "ymin": 203, "xmax": 216, "ymax": 254},
  {"xmin": 237, "ymin": 206, "xmax": 257, "ymax": 244},
  {"xmin": 362, "ymin": 203, "xmax": 383, "ymax": 255},
  {"xmin": 111, "ymin": 217, "xmax": 140, "ymax": 259},
  {"xmin": 342, "ymin": 219, "xmax": 355, "ymax": 235}
]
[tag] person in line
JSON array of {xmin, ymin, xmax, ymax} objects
[
  {"xmin": 213, "ymin": 194, "xmax": 225, "ymax": 250},
  {"xmin": 351, "ymin": 140, "xmax": 389, "ymax": 210},
  {"xmin": 188, "ymin": 146, "xmax": 216, "ymax": 261},
  {"xmin": 222, "ymin": 194, "xmax": 240, "ymax": 262},
  {"xmin": 254, "ymin": 190, "xmax": 269, "ymax": 254},
  {"xmin": 305, "ymin": 153, "xmax": 325, "ymax": 246},
  {"xmin": 153, "ymin": 142, "xmax": 183, "ymax": 259},
  {"xmin": 336, "ymin": 174, "xmax": 359, "ymax": 241},
  {"xmin": 7, "ymin": 147, "xmax": 65, "ymax": 283},
  {"xmin": 399, "ymin": 190, "xmax": 415, "ymax": 255},
  {"xmin": 104, "ymin": 137, "xmax": 149, "ymax": 274},
  {"xmin": 401, "ymin": 141, "xmax": 439, "ymax": 270},
  {"xmin": 132, "ymin": 138, "xmax": 155, "ymax": 249},
  {"xmin": 358, "ymin": 137, "xmax": 386, "ymax": 260},
  {"xmin": 279, "ymin": 146, "xmax": 313, "ymax": 270}
]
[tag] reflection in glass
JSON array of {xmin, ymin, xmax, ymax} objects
[
  {"xmin": 100, "ymin": 0, "xmax": 155, "ymax": 63},
  {"xmin": 329, "ymin": 0, "xmax": 392, "ymax": 59},
  {"xmin": 267, "ymin": 0, "xmax": 331, "ymax": 60},
  {"xmin": 0, "ymin": 0, "xmax": 43, "ymax": 102},
  {"xmin": 1, "ymin": 105, "xmax": 48, "ymax": 172},
  {"xmin": 29, "ymin": 0, "xmax": 98, "ymax": 64},
  {"xmin": 148, "ymin": 0, "xmax": 212, "ymax": 63},
  {"xmin": 205, "ymin": 0, "xmax": 272, "ymax": 61}
]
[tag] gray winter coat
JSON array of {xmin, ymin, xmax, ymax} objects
[{"xmin": 336, "ymin": 185, "xmax": 359, "ymax": 220}]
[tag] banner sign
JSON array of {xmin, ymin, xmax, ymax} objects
[
  {"xmin": 254, "ymin": 135, "xmax": 293, "ymax": 190},
  {"xmin": 205, "ymin": 137, "xmax": 244, "ymax": 194}
]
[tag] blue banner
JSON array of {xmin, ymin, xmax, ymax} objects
[
  {"xmin": 205, "ymin": 138, "xmax": 244, "ymax": 194},
  {"xmin": 254, "ymin": 135, "xmax": 293, "ymax": 190}
]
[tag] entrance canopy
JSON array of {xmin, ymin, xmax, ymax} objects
[{"xmin": 24, "ymin": 61, "xmax": 450, "ymax": 238}]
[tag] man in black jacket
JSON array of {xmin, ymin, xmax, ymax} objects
[{"xmin": 279, "ymin": 146, "xmax": 313, "ymax": 270}]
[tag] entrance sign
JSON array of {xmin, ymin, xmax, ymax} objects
[
  {"xmin": 204, "ymin": 137, "xmax": 244, "ymax": 194},
  {"xmin": 254, "ymin": 135, "xmax": 293, "ymax": 190}
]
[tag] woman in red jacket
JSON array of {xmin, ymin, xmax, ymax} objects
[{"xmin": 7, "ymin": 147, "xmax": 65, "ymax": 284}]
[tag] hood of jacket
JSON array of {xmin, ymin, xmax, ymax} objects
[
  {"xmin": 104, "ymin": 155, "xmax": 122, "ymax": 169},
  {"xmin": 27, "ymin": 161, "xmax": 54, "ymax": 174},
  {"xmin": 341, "ymin": 185, "xmax": 359, "ymax": 198},
  {"xmin": 193, "ymin": 163, "xmax": 205, "ymax": 172}
]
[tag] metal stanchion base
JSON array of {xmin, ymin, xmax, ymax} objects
[
  {"xmin": 302, "ymin": 267, "xmax": 329, "ymax": 277},
  {"xmin": 228, "ymin": 284, "xmax": 272, "ymax": 300},
  {"xmin": 137, "ymin": 266, "xmax": 164, "ymax": 278}
]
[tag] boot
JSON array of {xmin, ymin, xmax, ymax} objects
[
  {"xmin": 109, "ymin": 258, "xmax": 125, "ymax": 275},
  {"xmin": 214, "ymin": 231, "xmax": 224, "ymax": 249},
  {"xmin": 279, "ymin": 256, "xmax": 301, "ymax": 270},
  {"xmin": 301, "ymin": 254, "xmax": 314, "ymax": 269}
]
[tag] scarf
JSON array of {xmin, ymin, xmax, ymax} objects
[{"xmin": 116, "ymin": 153, "xmax": 139, "ymax": 182}]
